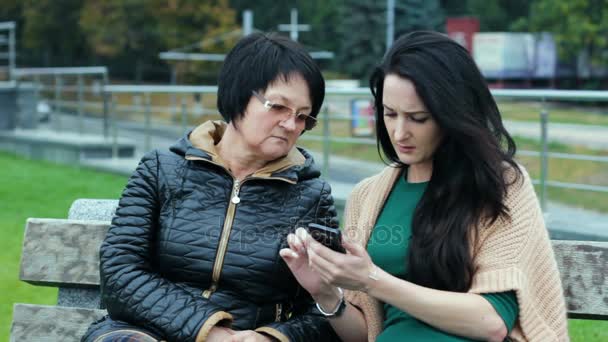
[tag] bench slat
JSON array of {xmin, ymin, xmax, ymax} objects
[
  {"xmin": 20, "ymin": 218, "xmax": 109, "ymax": 287},
  {"xmin": 552, "ymin": 240, "xmax": 608, "ymax": 320},
  {"xmin": 10, "ymin": 303, "xmax": 106, "ymax": 342}
]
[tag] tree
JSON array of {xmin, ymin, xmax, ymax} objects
[
  {"xmin": 21, "ymin": 0, "xmax": 89, "ymax": 66},
  {"xmin": 513, "ymin": 0, "xmax": 608, "ymax": 67},
  {"xmin": 466, "ymin": 0, "xmax": 529, "ymax": 31},
  {"xmin": 79, "ymin": 0, "xmax": 238, "ymax": 82},
  {"xmin": 79, "ymin": 0, "xmax": 162, "ymax": 81},
  {"xmin": 336, "ymin": 0, "xmax": 445, "ymax": 80},
  {"xmin": 154, "ymin": 0, "xmax": 239, "ymax": 83}
]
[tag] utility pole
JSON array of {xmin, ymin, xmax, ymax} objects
[
  {"xmin": 386, "ymin": 0, "xmax": 395, "ymax": 51},
  {"xmin": 243, "ymin": 10, "xmax": 253, "ymax": 36}
]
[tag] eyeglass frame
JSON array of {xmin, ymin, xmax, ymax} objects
[{"xmin": 251, "ymin": 90, "xmax": 317, "ymax": 130}]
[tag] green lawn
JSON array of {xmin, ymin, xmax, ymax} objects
[
  {"xmin": 497, "ymin": 100, "xmax": 608, "ymax": 126},
  {"xmin": 0, "ymin": 152, "xmax": 128, "ymax": 341},
  {"xmin": 1, "ymin": 151, "xmax": 606, "ymax": 341}
]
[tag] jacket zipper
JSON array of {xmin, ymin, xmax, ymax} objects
[
  {"xmin": 203, "ymin": 177, "xmax": 242, "ymax": 298},
  {"xmin": 275, "ymin": 303, "xmax": 283, "ymax": 322},
  {"xmin": 185, "ymin": 155, "xmax": 296, "ymax": 299}
]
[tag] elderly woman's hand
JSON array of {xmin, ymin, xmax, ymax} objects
[
  {"xmin": 280, "ymin": 228, "xmax": 329, "ymax": 297},
  {"xmin": 206, "ymin": 326, "xmax": 235, "ymax": 341},
  {"xmin": 230, "ymin": 330, "xmax": 274, "ymax": 342}
]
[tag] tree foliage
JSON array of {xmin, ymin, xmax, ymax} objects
[
  {"xmin": 337, "ymin": 0, "xmax": 444, "ymax": 80},
  {"xmin": 80, "ymin": 0, "xmax": 159, "ymax": 58},
  {"xmin": 154, "ymin": 0, "xmax": 238, "ymax": 83},
  {"xmin": 466, "ymin": 0, "xmax": 529, "ymax": 31},
  {"xmin": 21, "ymin": 0, "xmax": 88, "ymax": 66},
  {"xmin": 8, "ymin": 0, "xmax": 605, "ymax": 82},
  {"xmin": 513, "ymin": 0, "xmax": 608, "ymax": 64}
]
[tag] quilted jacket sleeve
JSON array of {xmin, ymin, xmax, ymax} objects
[
  {"xmin": 100, "ymin": 151, "xmax": 232, "ymax": 342},
  {"xmin": 255, "ymin": 183, "xmax": 340, "ymax": 342}
]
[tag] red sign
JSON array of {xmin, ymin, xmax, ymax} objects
[{"xmin": 446, "ymin": 17, "xmax": 480, "ymax": 54}]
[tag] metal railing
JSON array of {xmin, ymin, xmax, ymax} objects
[
  {"xmin": 491, "ymin": 89, "xmax": 608, "ymax": 210},
  {"xmin": 14, "ymin": 66, "xmax": 109, "ymax": 136},
  {"xmin": 0, "ymin": 21, "xmax": 16, "ymax": 80},
  {"xmin": 19, "ymin": 83, "xmax": 608, "ymax": 211}
]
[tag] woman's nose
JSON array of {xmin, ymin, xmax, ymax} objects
[
  {"xmin": 280, "ymin": 115, "xmax": 298, "ymax": 131},
  {"xmin": 394, "ymin": 119, "xmax": 411, "ymax": 140}
]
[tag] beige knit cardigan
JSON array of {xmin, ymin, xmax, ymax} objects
[{"xmin": 342, "ymin": 165, "xmax": 569, "ymax": 341}]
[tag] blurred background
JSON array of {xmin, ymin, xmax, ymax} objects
[
  {"xmin": 1, "ymin": 0, "xmax": 606, "ymax": 86},
  {"xmin": 0, "ymin": 1, "xmax": 607, "ymax": 341}
]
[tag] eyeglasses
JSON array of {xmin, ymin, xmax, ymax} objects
[{"xmin": 252, "ymin": 90, "xmax": 317, "ymax": 130}]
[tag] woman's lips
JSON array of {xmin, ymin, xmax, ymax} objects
[{"xmin": 397, "ymin": 144, "xmax": 415, "ymax": 153}]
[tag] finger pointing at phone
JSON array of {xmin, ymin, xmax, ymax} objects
[{"xmin": 280, "ymin": 228, "xmax": 326, "ymax": 297}]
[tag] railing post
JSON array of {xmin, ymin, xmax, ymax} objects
[
  {"xmin": 322, "ymin": 105, "xmax": 330, "ymax": 177},
  {"xmin": 171, "ymin": 93, "xmax": 177, "ymax": 124},
  {"xmin": 34, "ymin": 74, "xmax": 41, "ymax": 127},
  {"xmin": 77, "ymin": 74, "xmax": 84, "ymax": 134},
  {"xmin": 54, "ymin": 74, "xmax": 62, "ymax": 132},
  {"xmin": 102, "ymin": 73, "xmax": 109, "ymax": 138},
  {"xmin": 8, "ymin": 22, "xmax": 15, "ymax": 80},
  {"xmin": 181, "ymin": 96, "xmax": 187, "ymax": 134},
  {"xmin": 144, "ymin": 93, "xmax": 151, "ymax": 153},
  {"xmin": 111, "ymin": 95, "xmax": 118, "ymax": 159},
  {"xmin": 540, "ymin": 98, "xmax": 549, "ymax": 212}
]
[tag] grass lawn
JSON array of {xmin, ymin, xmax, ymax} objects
[
  {"xmin": 0, "ymin": 152, "xmax": 128, "ymax": 341},
  {"xmin": 1, "ymin": 151, "xmax": 606, "ymax": 341},
  {"xmin": 496, "ymin": 100, "xmax": 608, "ymax": 126}
]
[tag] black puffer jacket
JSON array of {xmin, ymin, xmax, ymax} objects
[{"xmin": 98, "ymin": 121, "xmax": 340, "ymax": 342}]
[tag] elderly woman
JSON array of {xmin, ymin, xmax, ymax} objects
[
  {"xmin": 282, "ymin": 31, "xmax": 568, "ymax": 342},
  {"xmin": 82, "ymin": 33, "xmax": 339, "ymax": 342}
]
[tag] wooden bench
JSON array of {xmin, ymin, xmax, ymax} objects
[{"xmin": 10, "ymin": 199, "xmax": 608, "ymax": 341}]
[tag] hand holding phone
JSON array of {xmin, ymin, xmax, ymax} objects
[{"xmin": 306, "ymin": 223, "xmax": 346, "ymax": 254}]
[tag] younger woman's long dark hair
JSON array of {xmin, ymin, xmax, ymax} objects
[{"xmin": 370, "ymin": 31, "xmax": 522, "ymax": 292}]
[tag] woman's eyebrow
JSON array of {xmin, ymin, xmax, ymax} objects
[
  {"xmin": 271, "ymin": 94, "xmax": 311, "ymax": 110},
  {"xmin": 383, "ymin": 104, "xmax": 428, "ymax": 115}
]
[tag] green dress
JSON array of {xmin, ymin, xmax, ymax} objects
[{"xmin": 367, "ymin": 172, "xmax": 519, "ymax": 341}]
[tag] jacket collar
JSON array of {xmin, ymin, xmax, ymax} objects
[{"xmin": 186, "ymin": 120, "xmax": 306, "ymax": 182}]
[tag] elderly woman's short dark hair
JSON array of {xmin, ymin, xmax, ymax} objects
[{"xmin": 217, "ymin": 32, "xmax": 325, "ymax": 124}]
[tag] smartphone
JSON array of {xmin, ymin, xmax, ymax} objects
[{"xmin": 306, "ymin": 223, "xmax": 346, "ymax": 253}]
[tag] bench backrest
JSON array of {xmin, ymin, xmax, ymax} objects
[{"xmin": 10, "ymin": 199, "xmax": 117, "ymax": 342}]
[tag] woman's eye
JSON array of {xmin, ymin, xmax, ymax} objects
[
  {"xmin": 411, "ymin": 116, "xmax": 428, "ymax": 123},
  {"xmin": 384, "ymin": 111, "xmax": 397, "ymax": 117},
  {"xmin": 271, "ymin": 104, "xmax": 288, "ymax": 112}
]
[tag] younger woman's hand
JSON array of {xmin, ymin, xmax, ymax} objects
[{"xmin": 304, "ymin": 229, "xmax": 377, "ymax": 292}]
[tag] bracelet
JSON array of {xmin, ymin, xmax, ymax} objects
[{"xmin": 315, "ymin": 287, "xmax": 346, "ymax": 317}]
